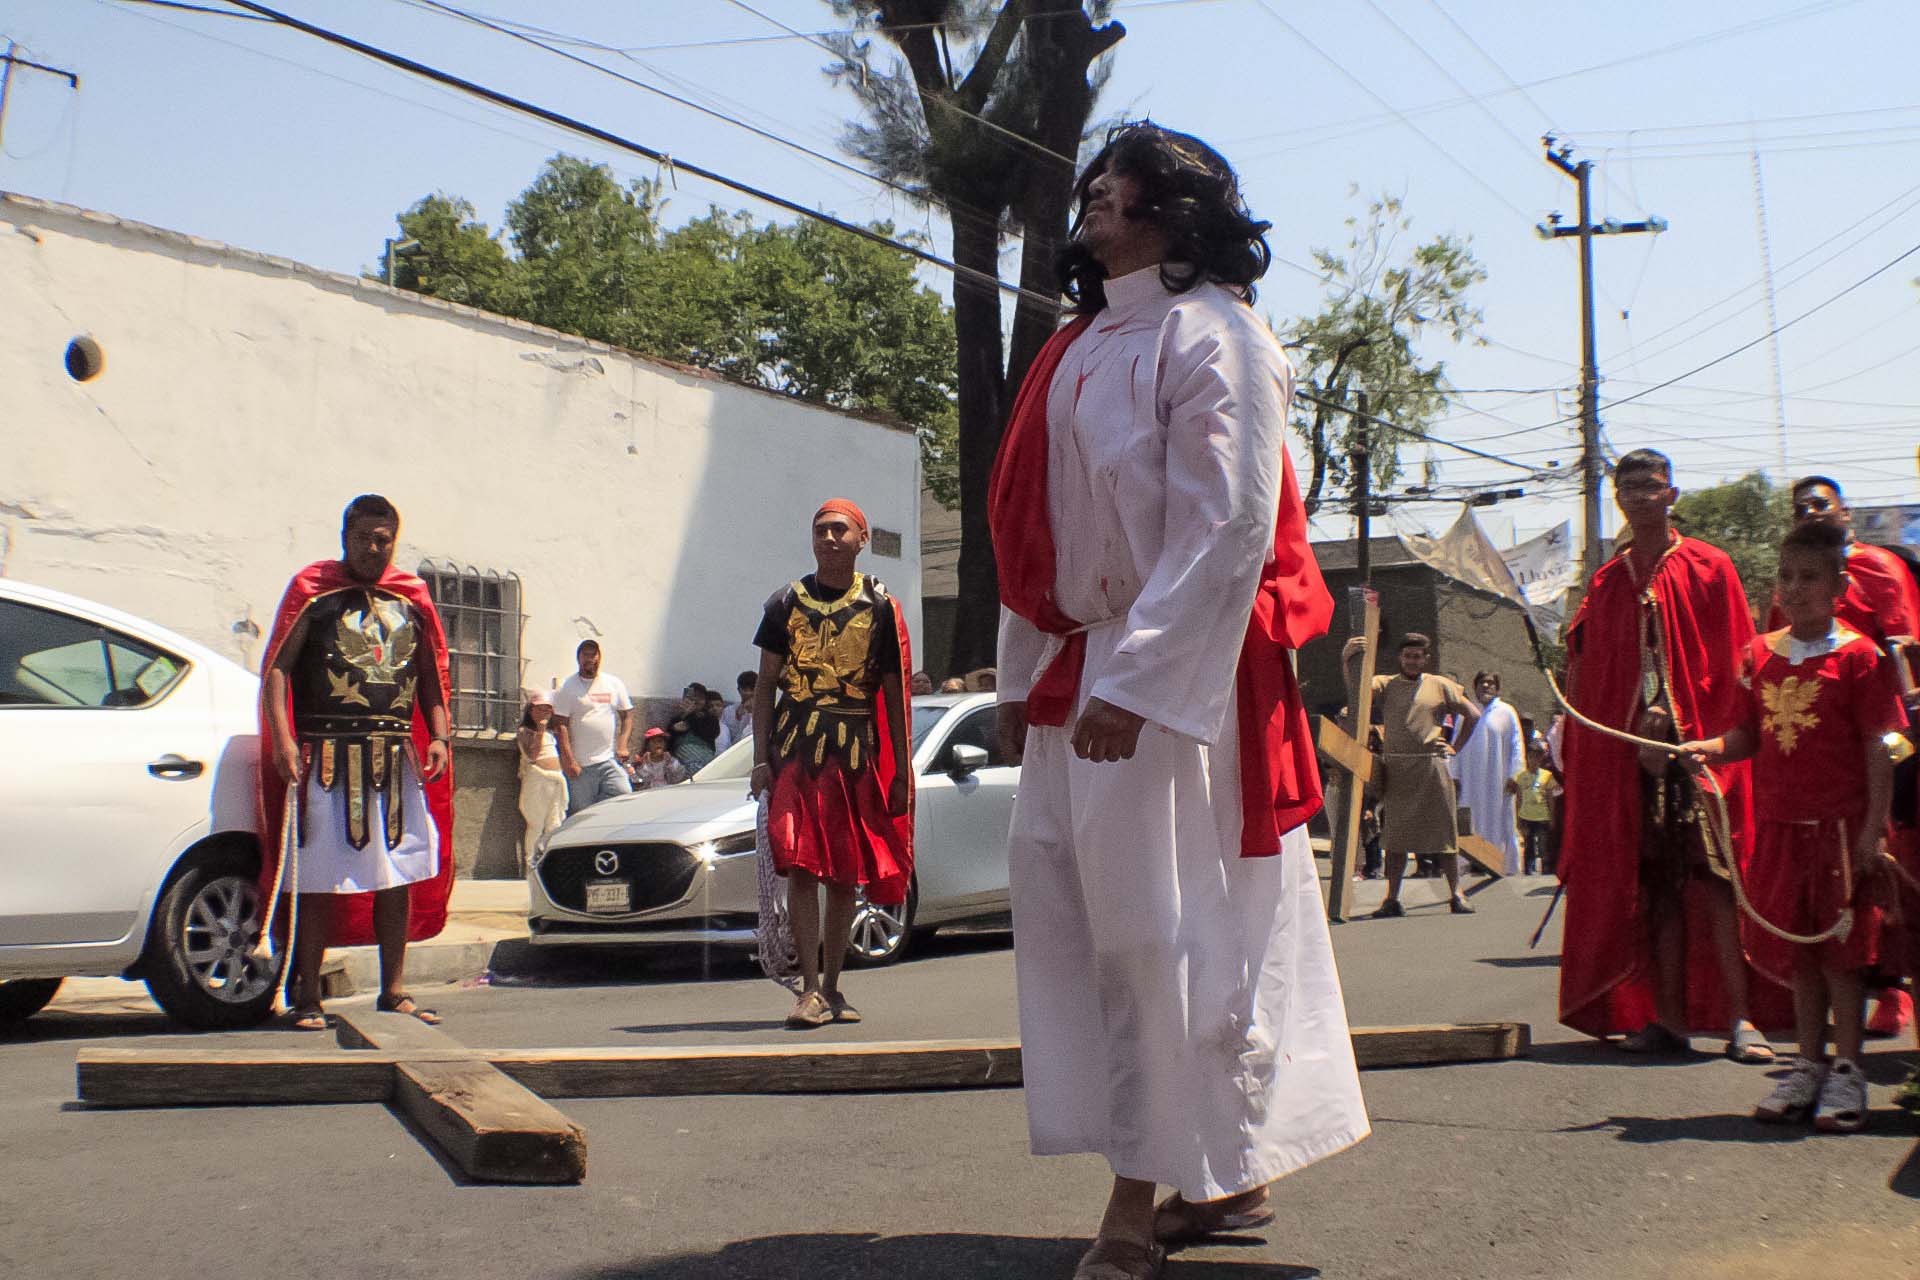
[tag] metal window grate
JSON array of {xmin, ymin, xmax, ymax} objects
[{"xmin": 419, "ymin": 560, "xmax": 524, "ymax": 735}]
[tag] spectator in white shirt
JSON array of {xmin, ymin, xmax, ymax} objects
[
  {"xmin": 552, "ymin": 640, "xmax": 634, "ymax": 814},
  {"xmin": 720, "ymin": 670, "xmax": 757, "ymax": 746}
]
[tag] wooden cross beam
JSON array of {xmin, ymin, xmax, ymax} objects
[
  {"xmin": 1318, "ymin": 587, "xmax": 1380, "ymax": 923},
  {"xmin": 75, "ymin": 1017, "xmax": 1530, "ymax": 1184}
]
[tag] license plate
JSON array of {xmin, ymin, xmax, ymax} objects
[{"xmin": 584, "ymin": 880, "xmax": 631, "ymax": 914}]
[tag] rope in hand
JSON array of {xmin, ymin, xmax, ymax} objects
[
  {"xmin": 1541, "ymin": 669, "xmax": 1920, "ymax": 944},
  {"xmin": 250, "ymin": 778, "xmax": 298, "ymax": 1010}
]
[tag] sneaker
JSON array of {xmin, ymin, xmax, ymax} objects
[
  {"xmin": 1371, "ymin": 898, "xmax": 1406, "ymax": 919},
  {"xmin": 1867, "ymin": 988, "xmax": 1913, "ymax": 1038},
  {"xmin": 1754, "ymin": 1056, "xmax": 1825, "ymax": 1124},
  {"xmin": 1814, "ymin": 1059, "xmax": 1868, "ymax": 1133}
]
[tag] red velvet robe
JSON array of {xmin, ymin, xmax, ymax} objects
[
  {"xmin": 1558, "ymin": 534, "xmax": 1788, "ymax": 1036},
  {"xmin": 257, "ymin": 560, "xmax": 455, "ymax": 946}
]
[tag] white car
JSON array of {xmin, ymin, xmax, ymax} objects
[
  {"xmin": 0, "ymin": 580, "xmax": 281, "ymax": 1028},
  {"xmin": 528, "ymin": 693, "xmax": 1019, "ymax": 965}
]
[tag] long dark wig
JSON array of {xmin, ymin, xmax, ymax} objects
[{"xmin": 1056, "ymin": 122, "xmax": 1272, "ymax": 315}]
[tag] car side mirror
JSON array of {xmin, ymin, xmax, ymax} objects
[{"xmin": 948, "ymin": 743, "xmax": 989, "ymax": 776}]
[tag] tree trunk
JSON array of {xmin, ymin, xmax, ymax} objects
[{"xmin": 946, "ymin": 209, "xmax": 1008, "ymax": 675}]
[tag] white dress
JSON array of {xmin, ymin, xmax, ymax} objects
[
  {"xmin": 998, "ymin": 266, "xmax": 1369, "ymax": 1201},
  {"xmin": 1450, "ymin": 696, "xmax": 1524, "ymax": 874}
]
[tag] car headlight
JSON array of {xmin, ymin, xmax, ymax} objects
[
  {"xmin": 529, "ymin": 830, "xmax": 556, "ymax": 870},
  {"xmin": 690, "ymin": 831, "xmax": 757, "ymax": 863}
]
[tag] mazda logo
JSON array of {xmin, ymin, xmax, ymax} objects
[{"xmin": 593, "ymin": 849, "xmax": 620, "ymax": 876}]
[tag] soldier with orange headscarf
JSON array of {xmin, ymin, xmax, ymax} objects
[{"xmin": 748, "ymin": 498, "xmax": 913, "ymax": 1028}]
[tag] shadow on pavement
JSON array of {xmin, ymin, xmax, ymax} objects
[
  {"xmin": 488, "ymin": 930, "xmax": 1014, "ymax": 989},
  {"xmin": 0, "ymin": 1010, "xmax": 195, "ymax": 1045},
  {"xmin": 614, "ymin": 1019, "xmax": 787, "ymax": 1036},
  {"xmin": 570, "ymin": 1234, "xmax": 1318, "ymax": 1279},
  {"xmin": 1892, "ymin": 1138, "xmax": 1920, "ymax": 1198},
  {"xmin": 1524, "ymin": 1038, "xmax": 1721, "ymax": 1069},
  {"xmin": 1477, "ymin": 955, "xmax": 1561, "ymax": 969},
  {"xmin": 1557, "ymin": 1112, "xmax": 1808, "ymax": 1144}
]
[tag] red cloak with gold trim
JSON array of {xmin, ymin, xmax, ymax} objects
[
  {"xmin": 257, "ymin": 560, "xmax": 455, "ymax": 946},
  {"xmin": 1557, "ymin": 535, "xmax": 1790, "ymax": 1036}
]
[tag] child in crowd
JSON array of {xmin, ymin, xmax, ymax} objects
[
  {"xmin": 1512, "ymin": 743, "xmax": 1559, "ymax": 876},
  {"xmin": 1681, "ymin": 521, "xmax": 1905, "ymax": 1131}
]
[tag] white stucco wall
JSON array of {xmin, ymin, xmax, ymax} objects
[{"xmin": 0, "ymin": 194, "xmax": 923, "ymax": 706}]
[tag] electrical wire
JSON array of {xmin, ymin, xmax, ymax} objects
[{"xmin": 211, "ymin": 1, "xmax": 1065, "ymax": 311}]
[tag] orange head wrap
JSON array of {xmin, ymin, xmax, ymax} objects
[{"xmin": 813, "ymin": 498, "xmax": 869, "ymax": 535}]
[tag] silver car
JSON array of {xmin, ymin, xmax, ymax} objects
[{"xmin": 526, "ymin": 693, "xmax": 1018, "ymax": 965}]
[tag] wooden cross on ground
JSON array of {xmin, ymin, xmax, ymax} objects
[
  {"xmin": 1315, "ymin": 588, "xmax": 1504, "ymax": 923},
  {"xmin": 75, "ymin": 1013, "xmax": 1530, "ymax": 1185}
]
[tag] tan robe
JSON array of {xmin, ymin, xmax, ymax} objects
[{"xmin": 1371, "ymin": 672, "xmax": 1472, "ymax": 854}]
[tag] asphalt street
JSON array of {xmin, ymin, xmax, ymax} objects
[{"xmin": 4, "ymin": 870, "xmax": 1916, "ymax": 1280}]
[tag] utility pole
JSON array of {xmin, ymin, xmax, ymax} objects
[
  {"xmin": 1539, "ymin": 137, "xmax": 1666, "ymax": 577},
  {"xmin": 1351, "ymin": 391, "xmax": 1372, "ymax": 584},
  {"xmin": 0, "ymin": 42, "xmax": 79, "ymax": 152}
]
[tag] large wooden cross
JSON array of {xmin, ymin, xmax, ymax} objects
[
  {"xmin": 76, "ymin": 1013, "xmax": 1529, "ymax": 1184},
  {"xmin": 1315, "ymin": 589, "xmax": 1504, "ymax": 922}
]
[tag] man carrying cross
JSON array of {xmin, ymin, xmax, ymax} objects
[{"xmin": 992, "ymin": 123, "xmax": 1367, "ymax": 1280}]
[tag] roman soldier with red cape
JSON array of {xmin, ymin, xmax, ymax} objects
[
  {"xmin": 1559, "ymin": 530, "xmax": 1789, "ymax": 1040},
  {"xmin": 257, "ymin": 545, "xmax": 455, "ymax": 953}
]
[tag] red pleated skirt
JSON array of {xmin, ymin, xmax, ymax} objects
[
  {"xmin": 1742, "ymin": 818, "xmax": 1883, "ymax": 988},
  {"xmin": 765, "ymin": 759, "xmax": 910, "ymax": 905}
]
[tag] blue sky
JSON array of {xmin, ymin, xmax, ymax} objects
[{"xmin": 4, "ymin": 0, "xmax": 1916, "ymax": 540}]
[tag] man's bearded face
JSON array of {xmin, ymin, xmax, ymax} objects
[
  {"xmin": 342, "ymin": 517, "xmax": 396, "ymax": 584},
  {"xmin": 1398, "ymin": 645, "xmax": 1428, "ymax": 678}
]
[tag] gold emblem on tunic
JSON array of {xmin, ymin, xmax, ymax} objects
[
  {"xmin": 338, "ymin": 597, "xmax": 416, "ymax": 686},
  {"xmin": 1761, "ymin": 676, "xmax": 1821, "ymax": 754}
]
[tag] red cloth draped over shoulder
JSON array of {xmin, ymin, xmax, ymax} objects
[
  {"xmin": 1556, "ymin": 536, "xmax": 1789, "ymax": 1037},
  {"xmin": 988, "ymin": 314, "xmax": 1333, "ymax": 855},
  {"xmin": 256, "ymin": 560, "xmax": 455, "ymax": 946}
]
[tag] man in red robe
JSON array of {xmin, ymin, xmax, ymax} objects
[
  {"xmin": 1767, "ymin": 475, "xmax": 1920, "ymax": 1042},
  {"xmin": 1559, "ymin": 450, "xmax": 1783, "ymax": 1060},
  {"xmin": 258, "ymin": 495, "xmax": 455, "ymax": 1029}
]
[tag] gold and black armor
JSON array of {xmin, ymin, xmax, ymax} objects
[
  {"xmin": 291, "ymin": 588, "xmax": 423, "ymax": 849},
  {"xmin": 768, "ymin": 573, "xmax": 893, "ymax": 776}
]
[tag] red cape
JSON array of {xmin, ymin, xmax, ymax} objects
[
  {"xmin": 1765, "ymin": 539, "xmax": 1920, "ymax": 645},
  {"xmin": 874, "ymin": 587, "xmax": 915, "ymax": 894},
  {"xmin": 989, "ymin": 315, "xmax": 1332, "ymax": 854},
  {"xmin": 1557, "ymin": 535, "xmax": 1788, "ymax": 1036},
  {"xmin": 257, "ymin": 560, "xmax": 455, "ymax": 946}
]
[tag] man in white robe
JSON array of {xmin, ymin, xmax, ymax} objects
[
  {"xmin": 1450, "ymin": 671, "xmax": 1526, "ymax": 875},
  {"xmin": 992, "ymin": 124, "xmax": 1368, "ymax": 1280}
]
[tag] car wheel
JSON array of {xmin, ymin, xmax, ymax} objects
[
  {"xmin": 0, "ymin": 978, "xmax": 64, "ymax": 1026},
  {"xmin": 142, "ymin": 846, "xmax": 284, "ymax": 1030},
  {"xmin": 845, "ymin": 880, "xmax": 916, "ymax": 968}
]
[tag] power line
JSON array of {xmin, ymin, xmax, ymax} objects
[
  {"xmin": 405, "ymin": 0, "xmax": 1012, "ymax": 245},
  {"xmin": 1529, "ymin": 238, "xmax": 1920, "ymax": 431},
  {"xmin": 207, "ymin": 2, "xmax": 1063, "ymax": 311},
  {"xmin": 1293, "ymin": 388, "xmax": 1544, "ymax": 474}
]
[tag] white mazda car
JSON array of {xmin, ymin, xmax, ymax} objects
[
  {"xmin": 528, "ymin": 693, "xmax": 1019, "ymax": 965},
  {"xmin": 0, "ymin": 580, "xmax": 281, "ymax": 1028}
]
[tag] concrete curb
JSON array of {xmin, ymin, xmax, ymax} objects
[{"xmin": 324, "ymin": 940, "xmax": 507, "ymax": 997}]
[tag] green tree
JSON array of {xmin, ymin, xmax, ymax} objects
[
  {"xmin": 826, "ymin": 1, "xmax": 1124, "ymax": 670},
  {"xmin": 1671, "ymin": 470, "xmax": 1791, "ymax": 617},
  {"xmin": 1286, "ymin": 193, "xmax": 1487, "ymax": 514},
  {"xmin": 378, "ymin": 193, "xmax": 518, "ymax": 312},
  {"xmin": 375, "ymin": 155, "xmax": 958, "ymax": 493}
]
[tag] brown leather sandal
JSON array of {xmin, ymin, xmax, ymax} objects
[
  {"xmin": 1153, "ymin": 1189, "xmax": 1274, "ymax": 1244},
  {"xmin": 1073, "ymin": 1237, "xmax": 1165, "ymax": 1280}
]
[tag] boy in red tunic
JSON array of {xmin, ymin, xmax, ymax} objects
[
  {"xmin": 1766, "ymin": 475, "xmax": 1920, "ymax": 1045},
  {"xmin": 1682, "ymin": 521, "xmax": 1903, "ymax": 1130},
  {"xmin": 749, "ymin": 499, "xmax": 913, "ymax": 1029},
  {"xmin": 1558, "ymin": 450, "xmax": 1781, "ymax": 1061}
]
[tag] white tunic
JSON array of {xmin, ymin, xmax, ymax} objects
[
  {"xmin": 296, "ymin": 756, "xmax": 438, "ymax": 894},
  {"xmin": 1450, "ymin": 696, "xmax": 1524, "ymax": 874},
  {"xmin": 998, "ymin": 266, "xmax": 1369, "ymax": 1200}
]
